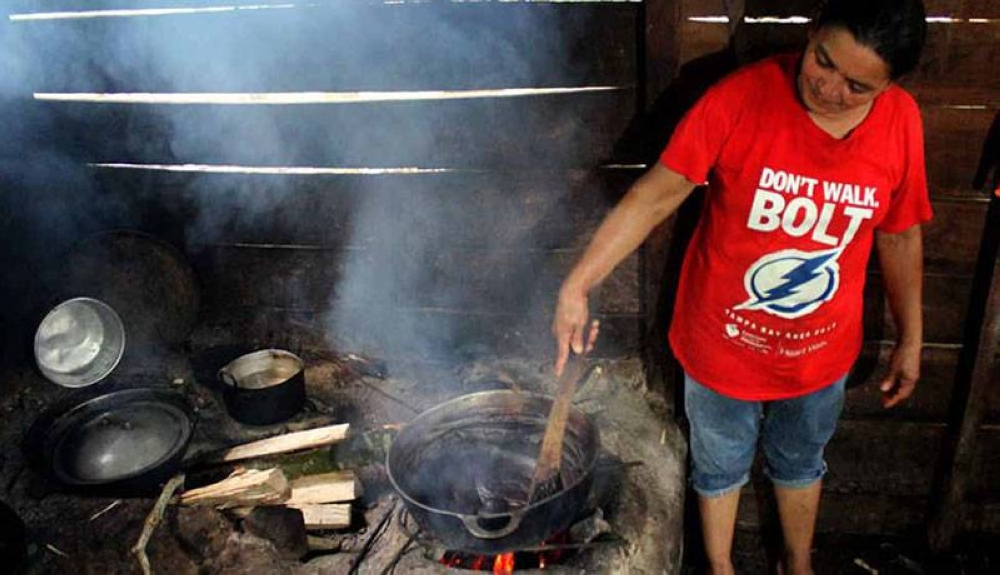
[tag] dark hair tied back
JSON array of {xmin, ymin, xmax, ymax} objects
[{"xmin": 816, "ymin": 0, "xmax": 927, "ymax": 79}]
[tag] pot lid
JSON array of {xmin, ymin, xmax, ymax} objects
[
  {"xmin": 52, "ymin": 400, "xmax": 190, "ymax": 483},
  {"xmin": 28, "ymin": 387, "xmax": 194, "ymax": 487}
]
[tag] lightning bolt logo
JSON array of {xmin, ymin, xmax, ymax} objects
[{"xmin": 736, "ymin": 248, "xmax": 842, "ymax": 319}]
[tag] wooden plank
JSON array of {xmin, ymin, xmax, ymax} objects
[
  {"xmin": 95, "ymin": 107, "xmax": 994, "ymax": 206},
  {"xmin": 739, "ymin": 421, "xmax": 1000, "ymax": 499},
  {"xmin": 383, "ymin": 308, "xmax": 643, "ymax": 359},
  {"xmin": 15, "ymin": 3, "xmax": 638, "ymax": 93},
  {"xmin": 97, "ymin": 167, "xmax": 636, "ymax": 249},
  {"xmin": 286, "ymin": 471, "xmax": 361, "ymax": 505},
  {"xmin": 396, "ymin": 250, "xmax": 640, "ymax": 315},
  {"xmin": 743, "ymin": 491, "xmax": 1000, "ymax": 535},
  {"xmin": 989, "ymin": 378, "xmax": 1000, "ymax": 425},
  {"xmin": 739, "ymin": 491, "xmax": 927, "ymax": 535},
  {"xmin": 644, "ymin": 0, "xmax": 682, "ymax": 111},
  {"xmin": 195, "ymin": 245, "xmax": 390, "ymax": 311},
  {"xmin": 188, "ymin": 305, "xmax": 643, "ymax": 360},
  {"xmin": 739, "ymin": 424, "xmax": 1000, "ymax": 534},
  {"xmin": 824, "ymin": 420, "xmax": 943, "ymax": 496},
  {"xmin": 677, "ymin": 21, "xmax": 1000, "ymax": 95},
  {"xmin": 197, "ymin": 244, "xmax": 639, "ymax": 314},
  {"xmin": 390, "ymin": 170, "xmax": 632, "ymax": 251},
  {"xmin": 843, "ymin": 344, "xmax": 959, "ymax": 422},
  {"xmin": 140, "ymin": 169, "xmax": 629, "ymax": 249},
  {"xmin": 924, "ymin": 108, "xmax": 999, "ymax": 196},
  {"xmin": 906, "ymin": 87, "xmax": 1000, "ymax": 109},
  {"xmin": 198, "ymin": 424, "xmax": 351, "ymax": 465},
  {"xmin": 681, "ymin": 0, "xmax": 1000, "ymax": 20},
  {"xmin": 97, "ymin": 170, "xmax": 374, "ymax": 249},
  {"xmin": 920, "ymin": 199, "xmax": 988, "ymax": 276},
  {"xmin": 965, "ymin": 501, "xmax": 1000, "ymax": 533},
  {"xmin": 866, "ymin": 272, "xmax": 974, "ymax": 345},
  {"xmin": 290, "ymin": 503, "xmax": 351, "ymax": 531},
  {"xmin": 50, "ymin": 90, "xmax": 635, "ymax": 167}
]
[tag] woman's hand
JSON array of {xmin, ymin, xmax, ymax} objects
[
  {"xmin": 875, "ymin": 226, "xmax": 924, "ymax": 408},
  {"xmin": 552, "ymin": 286, "xmax": 599, "ymax": 377},
  {"xmin": 880, "ymin": 341, "xmax": 921, "ymax": 408}
]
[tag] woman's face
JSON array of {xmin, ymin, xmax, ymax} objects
[{"xmin": 798, "ymin": 26, "xmax": 892, "ymax": 117}]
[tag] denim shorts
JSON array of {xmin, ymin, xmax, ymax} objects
[{"xmin": 684, "ymin": 373, "xmax": 846, "ymax": 497}]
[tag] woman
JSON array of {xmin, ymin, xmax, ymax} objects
[{"xmin": 551, "ymin": 1, "xmax": 930, "ymax": 573}]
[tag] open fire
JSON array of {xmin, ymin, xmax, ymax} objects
[{"xmin": 437, "ymin": 531, "xmax": 571, "ymax": 573}]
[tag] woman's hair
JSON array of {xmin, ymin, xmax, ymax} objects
[{"xmin": 815, "ymin": 0, "xmax": 927, "ymax": 79}]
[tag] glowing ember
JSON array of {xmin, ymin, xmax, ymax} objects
[
  {"xmin": 493, "ymin": 553, "xmax": 515, "ymax": 575},
  {"xmin": 437, "ymin": 530, "xmax": 572, "ymax": 571}
]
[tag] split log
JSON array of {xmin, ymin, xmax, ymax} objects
[
  {"xmin": 197, "ymin": 423, "xmax": 350, "ymax": 465},
  {"xmin": 286, "ymin": 470, "xmax": 361, "ymax": 505},
  {"xmin": 229, "ymin": 503, "xmax": 351, "ymax": 530},
  {"xmin": 179, "ymin": 468, "xmax": 291, "ymax": 509},
  {"xmin": 290, "ymin": 503, "xmax": 352, "ymax": 530}
]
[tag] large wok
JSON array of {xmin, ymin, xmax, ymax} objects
[{"xmin": 387, "ymin": 390, "xmax": 599, "ymax": 554}]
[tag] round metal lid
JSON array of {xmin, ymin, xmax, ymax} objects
[{"xmin": 38, "ymin": 389, "xmax": 194, "ymax": 486}]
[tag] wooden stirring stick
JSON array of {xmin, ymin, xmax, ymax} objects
[{"xmin": 526, "ymin": 350, "xmax": 590, "ymax": 504}]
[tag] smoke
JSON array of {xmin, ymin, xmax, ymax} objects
[{"xmin": 2, "ymin": 2, "xmax": 603, "ymax": 366}]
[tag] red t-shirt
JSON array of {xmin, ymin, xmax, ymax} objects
[{"xmin": 661, "ymin": 54, "xmax": 932, "ymax": 400}]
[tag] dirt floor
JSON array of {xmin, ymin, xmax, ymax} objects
[{"xmin": 681, "ymin": 526, "xmax": 1000, "ymax": 574}]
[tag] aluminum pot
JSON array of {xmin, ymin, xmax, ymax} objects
[
  {"xmin": 387, "ymin": 390, "xmax": 599, "ymax": 554},
  {"xmin": 34, "ymin": 297, "xmax": 125, "ymax": 388},
  {"xmin": 218, "ymin": 349, "xmax": 306, "ymax": 425}
]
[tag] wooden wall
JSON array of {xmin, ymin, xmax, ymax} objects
[
  {"xmin": 662, "ymin": 0, "xmax": 1000, "ymax": 536},
  {"xmin": 3, "ymin": 0, "xmax": 646, "ymax": 362}
]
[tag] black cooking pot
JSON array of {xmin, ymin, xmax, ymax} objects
[
  {"xmin": 218, "ymin": 349, "xmax": 306, "ymax": 426},
  {"xmin": 23, "ymin": 386, "xmax": 195, "ymax": 494},
  {"xmin": 387, "ymin": 391, "xmax": 599, "ymax": 554}
]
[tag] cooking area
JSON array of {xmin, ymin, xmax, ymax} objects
[
  {"xmin": 2, "ymin": 1, "xmax": 1000, "ymax": 574},
  {"xmin": 1, "ymin": 330, "xmax": 685, "ymax": 573}
]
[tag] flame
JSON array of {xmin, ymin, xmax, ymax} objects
[{"xmin": 493, "ymin": 553, "xmax": 516, "ymax": 575}]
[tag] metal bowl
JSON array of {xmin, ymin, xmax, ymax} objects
[{"xmin": 34, "ymin": 297, "xmax": 125, "ymax": 388}]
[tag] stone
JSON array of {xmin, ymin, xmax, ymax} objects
[
  {"xmin": 244, "ymin": 507, "xmax": 309, "ymax": 560},
  {"xmin": 172, "ymin": 506, "xmax": 234, "ymax": 562},
  {"xmin": 294, "ymin": 553, "xmax": 356, "ymax": 575},
  {"xmin": 215, "ymin": 532, "xmax": 294, "ymax": 575}
]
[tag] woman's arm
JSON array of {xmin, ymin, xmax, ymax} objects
[
  {"xmin": 874, "ymin": 224, "xmax": 924, "ymax": 407},
  {"xmin": 552, "ymin": 163, "xmax": 699, "ymax": 374}
]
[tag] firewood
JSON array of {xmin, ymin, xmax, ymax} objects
[
  {"xmin": 228, "ymin": 503, "xmax": 351, "ymax": 530},
  {"xmin": 198, "ymin": 424, "xmax": 350, "ymax": 465},
  {"xmin": 289, "ymin": 503, "xmax": 352, "ymax": 530},
  {"xmin": 286, "ymin": 470, "xmax": 361, "ymax": 505},
  {"xmin": 179, "ymin": 468, "xmax": 290, "ymax": 509}
]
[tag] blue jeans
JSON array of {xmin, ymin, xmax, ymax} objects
[{"xmin": 684, "ymin": 373, "xmax": 846, "ymax": 497}]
